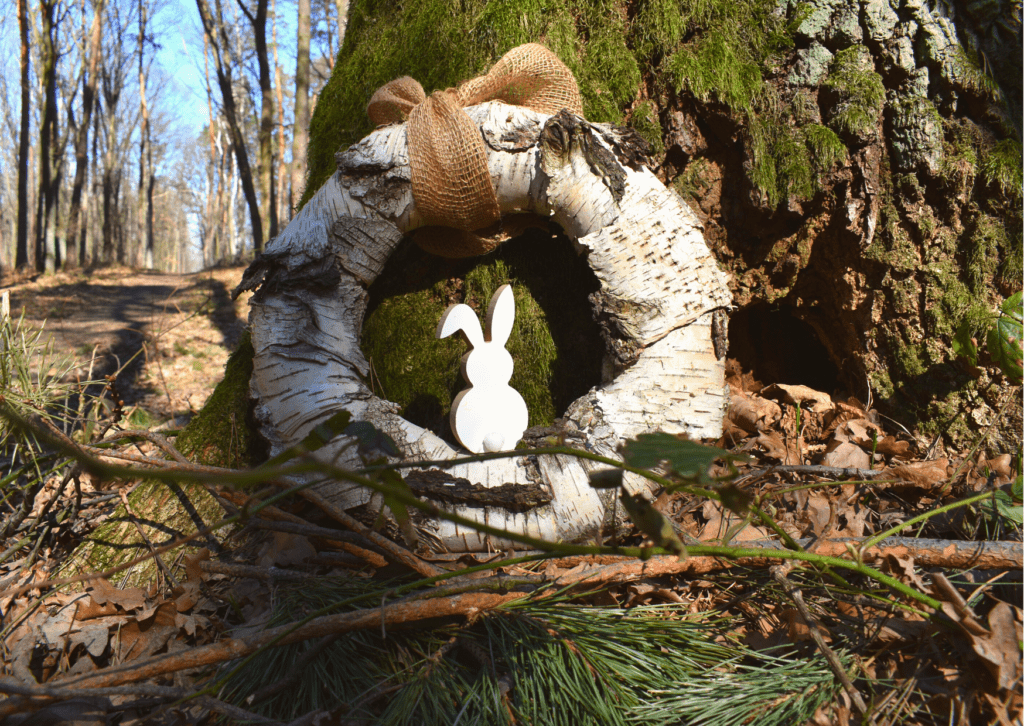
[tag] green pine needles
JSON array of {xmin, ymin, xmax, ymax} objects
[{"xmin": 220, "ymin": 583, "xmax": 842, "ymax": 725}]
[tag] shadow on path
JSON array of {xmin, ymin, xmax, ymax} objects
[{"xmin": 7, "ymin": 270, "xmax": 246, "ymax": 409}]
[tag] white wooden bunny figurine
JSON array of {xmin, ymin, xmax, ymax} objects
[{"xmin": 436, "ymin": 284, "xmax": 529, "ymax": 453}]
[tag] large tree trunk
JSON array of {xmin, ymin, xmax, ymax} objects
[
  {"xmin": 239, "ymin": 0, "xmax": 278, "ymax": 241},
  {"xmin": 238, "ymin": 104, "xmax": 731, "ymax": 551},
  {"xmin": 300, "ymin": 0, "xmax": 1021, "ymax": 454}
]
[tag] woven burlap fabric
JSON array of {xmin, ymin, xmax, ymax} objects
[{"xmin": 367, "ymin": 44, "xmax": 582, "ymax": 257}]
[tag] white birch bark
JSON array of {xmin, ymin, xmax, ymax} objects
[{"xmin": 241, "ymin": 102, "xmax": 731, "ymax": 551}]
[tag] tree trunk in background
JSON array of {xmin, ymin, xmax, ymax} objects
[
  {"xmin": 195, "ymin": 0, "xmax": 264, "ymax": 254},
  {"xmin": 290, "ymin": 0, "xmax": 311, "ymax": 210},
  {"xmin": 15, "ymin": 0, "xmax": 31, "ymax": 269},
  {"xmin": 271, "ymin": 0, "xmax": 289, "ymax": 224},
  {"xmin": 334, "ymin": 0, "xmax": 348, "ymax": 53},
  {"xmin": 37, "ymin": 0, "xmax": 60, "ymax": 274},
  {"xmin": 67, "ymin": 0, "xmax": 105, "ymax": 269},
  {"xmin": 138, "ymin": 0, "xmax": 155, "ymax": 268},
  {"xmin": 249, "ymin": 0, "xmax": 278, "ymax": 241}
]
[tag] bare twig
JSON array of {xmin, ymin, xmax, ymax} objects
[
  {"xmin": 199, "ymin": 560, "xmax": 322, "ymax": 582},
  {"xmin": 771, "ymin": 565, "xmax": 870, "ymax": 718},
  {"xmin": 294, "ymin": 487, "xmax": 442, "ymax": 578}
]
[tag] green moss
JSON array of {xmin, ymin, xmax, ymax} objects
[
  {"xmin": 629, "ymin": 100, "xmax": 665, "ymax": 156},
  {"xmin": 175, "ymin": 331, "xmax": 259, "ymax": 469},
  {"xmin": 891, "ymin": 336, "xmax": 927, "ymax": 379},
  {"xmin": 746, "ymin": 113, "xmax": 849, "ymax": 207},
  {"xmin": 865, "ymin": 202, "xmax": 919, "ymax": 272},
  {"xmin": 629, "ymin": 0, "xmax": 685, "ymax": 59},
  {"xmin": 360, "ymin": 227, "xmax": 604, "ymax": 443},
  {"xmin": 803, "ymin": 123, "xmax": 847, "ymax": 169},
  {"xmin": 965, "ymin": 214, "xmax": 1006, "ymax": 294},
  {"xmin": 825, "ymin": 46, "xmax": 885, "ymax": 138},
  {"xmin": 672, "ymin": 157, "xmax": 713, "ymax": 203},
  {"xmin": 980, "ymin": 139, "xmax": 1023, "ymax": 199}
]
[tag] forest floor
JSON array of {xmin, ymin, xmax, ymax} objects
[
  {"xmin": 1, "ymin": 265, "xmax": 252, "ymax": 429},
  {"xmin": 0, "ymin": 266, "xmax": 1020, "ymax": 725}
]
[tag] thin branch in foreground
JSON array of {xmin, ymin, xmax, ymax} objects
[{"xmin": 771, "ymin": 564, "xmax": 869, "ymax": 717}]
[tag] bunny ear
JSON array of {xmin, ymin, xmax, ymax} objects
[
  {"xmin": 437, "ymin": 303, "xmax": 485, "ymax": 348},
  {"xmin": 485, "ymin": 285, "xmax": 516, "ymax": 346}
]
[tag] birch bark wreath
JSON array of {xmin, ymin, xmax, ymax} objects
[{"xmin": 236, "ymin": 44, "xmax": 732, "ymax": 552}]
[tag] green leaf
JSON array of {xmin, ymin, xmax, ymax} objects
[
  {"xmin": 263, "ymin": 410, "xmax": 352, "ymax": 466},
  {"xmin": 952, "ymin": 317, "xmax": 980, "ymax": 365},
  {"xmin": 620, "ymin": 491, "xmax": 686, "ymax": 559},
  {"xmin": 621, "ymin": 433, "xmax": 732, "ymax": 478},
  {"xmin": 987, "ymin": 294, "xmax": 1023, "ymax": 383},
  {"xmin": 1011, "ymin": 474, "xmax": 1022, "ymax": 502},
  {"xmin": 588, "ymin": 468, "xmax": 624, "ymax": 489},
  {"xmin": 344, "ymin": 420, "xmax": 401, "ymax": 458}
]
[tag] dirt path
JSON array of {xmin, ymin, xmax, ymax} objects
[{"xmin": 2, "ymin": 265, "xmax": 253, "ymax": 427}]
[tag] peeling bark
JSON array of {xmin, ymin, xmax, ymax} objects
[{"xmin": 239, "ymin": 103, "xmax": 731, "ymax": 551}]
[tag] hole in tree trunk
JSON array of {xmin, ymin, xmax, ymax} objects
[
  {"xmin": 361, "ymin": 221, "xmax": 605, "ymax": 447},
  {"xmin": 727, "ymin": 303, "xmax": 840, "ymax": 394}
]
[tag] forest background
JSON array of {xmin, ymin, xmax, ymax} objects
[{"xmin": 0, "ymin": 0, "xmax": 346, "ymax": 275}]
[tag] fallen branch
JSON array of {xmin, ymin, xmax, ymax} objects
[
  {"xmin": 544, "ymin": 536, "xmax": 1022, "ymax": 578},
  {"xmin": 0, "ymin": 678, "xmax": 281, "ymax": 723},
  {"xmin": 48, "ymin": 590, "xmax": 525, "ymax": 691}
]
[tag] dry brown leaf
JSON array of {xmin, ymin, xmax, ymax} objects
[
  {"xmin": 116, "ymin": 601, "xmax": 179, "ymax": 662},
  {"xmin": 880, "ymin": 553, "xmax": 928, "ymax": 592},
  {"xmin": 881, "ymin": 459, "xmax": 950, "ymax": 492},
  {"xmin": 987, "ymin": 454, "xmax": 1014, "ymax": 479},
  {"xmin": 761, "ymin": 383, "xmax": 834, "ymax": 413},
  {"xmin": 76, "ymin": 596, "xmax": 120, "ymax": 621},
  {"xmin": 821, "ymin": 441, "xmax": 871, "ymax": 470},
  {"xmin": 966, "ymin": 602, "xmax": 1024, "ymax": 693},
  {"xmin": 258, "ymin": 532, "xmax": 317, "ymax": 567},
  {"xmin": 833, "ymin": 418, "xmax": 883, "ymax": 448},
  {"xmin": 89, "ymin": 577, "xmax": 146, "ymax": 611},
  {"xmin": 728, "ymin": 393, "xmax": 782, "ymax": 433},
  {"xmin": 753, "ymin": 431, "xmax": 800, "ymax": 464},
  {"xmin": 800, "ymin": 493, "xmax": 832, "ymax": 537},
  {"xmin": 874, "ymin": 435, "xmax": 912, "ymax": 457},
  {"xmin": 779, "ymin": 607, "xmax": 831, "ymax": 643},
  {"xmin": 700, "ymin": 501, "xmax": 770, "ymax": 542},
  {"xmin": 69, "ymin": 623, "xmax": 111, "ymax": 658},
  {"xmin": 183, "ymin": 547, "xmax": 211, "ymax": 585}
]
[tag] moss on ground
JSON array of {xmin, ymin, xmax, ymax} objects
[
  {"xmin": 62, "ymin": 336, "xmax": 258, "ymax": 587},
  {"xmin": 175, "ymin": 330, "xmax": 259, "ymax": 468},
  {"xmin": 361, "ymin": 226, "xmax": 604, "ymax": 443}
]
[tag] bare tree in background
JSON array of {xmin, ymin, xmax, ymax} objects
[
  {"xmin": 138, "ymin": 0, "xmax": 155, "ymax": 268},
  {"xmin": 37, "ymin": 0, "xmax": 63, "ymax": 273},
  {"xmin": 236, "ymin": 0, "xmax": 277, "ymax": 242},
  {"xmin": 66, "ymin": 0, "xmax": 105, "ymax": 268},
  {"xmin": 291, "ymin": 0, "xmax": 311, "ymax": 213},
  {"xmin": 195, "ymin": 0, "xmax": 264, "ymax": 253},
  {"xmin": 15, "ymin": 0, "xmax": 31, "ymax": 269}
]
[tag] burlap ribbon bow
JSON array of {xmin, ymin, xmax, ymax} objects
[{"xmin": 367, "ymin": 44, "xmax": 583, "ymax": 257}]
